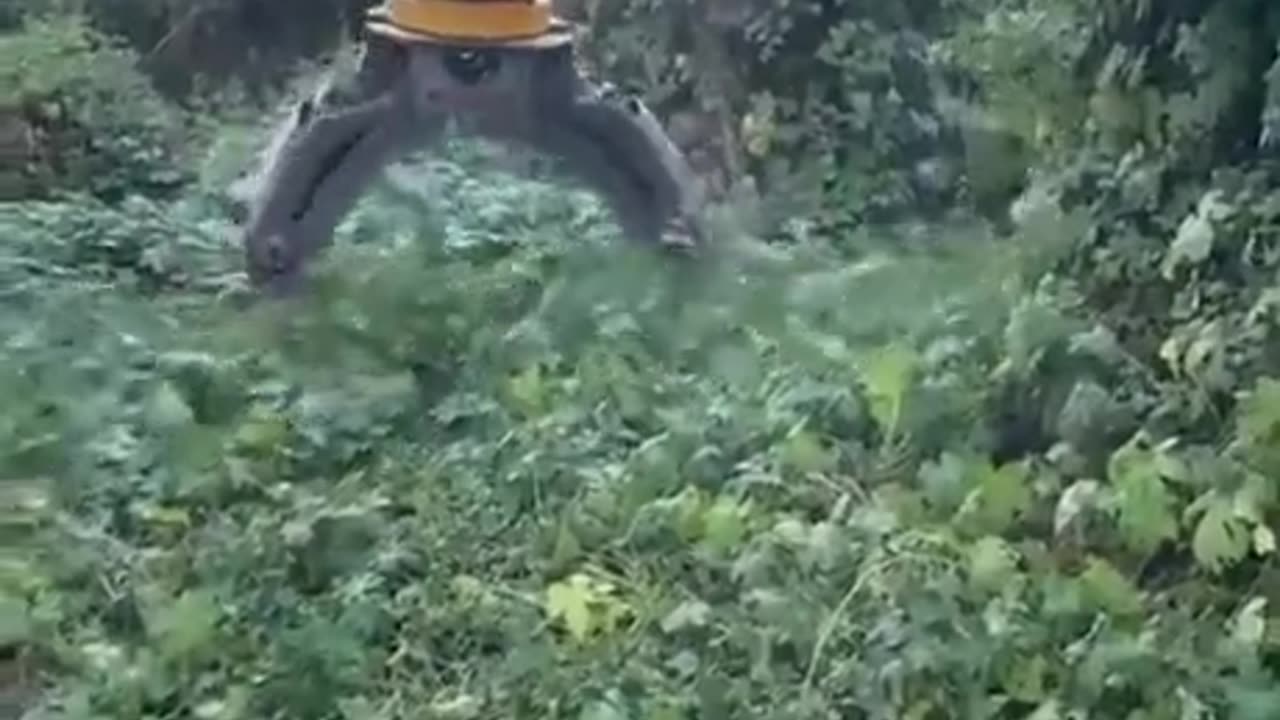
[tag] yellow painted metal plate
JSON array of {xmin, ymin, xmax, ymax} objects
[{"xmin": 381, "ymin": 0, "xmax": 553, "ymax": 41}]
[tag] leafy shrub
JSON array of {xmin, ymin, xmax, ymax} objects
[
  {"xmin": 567, "ymin": 0, "xmax": 969, "ymax": 233},
  {"xmin": 9, "ymin": 111, "xmax": 1280, "ymax": 716},
  {"xmin": 0, "ymin": 13, "xmax": 192, "ymax": 201}
]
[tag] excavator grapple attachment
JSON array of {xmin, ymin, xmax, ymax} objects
[{"xmin": 239, "ymin": 4, "xmax": 707, "ymax": 294}]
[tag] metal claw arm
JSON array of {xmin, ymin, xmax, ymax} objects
[
  {"xmin": 565, "ymin": 88, "xmax": 708, "ymax": 248},
  {"xmin": 453, "ymin": 45, "xmax": 708, "ymax": 249},
  {"xmin": 237, "ymin": 11, "xmax": 710, "ymax": 294},
  {"xmin": 239, "ymin": 40, "xmax": 446, "ymax": 293}
]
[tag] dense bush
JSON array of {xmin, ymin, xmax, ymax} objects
[
  {"xmin": 0, "ymin": 13, "xmax": 193, "ymax": 201},
  {"xmin": 566, "ymin": 0, "xmax": 973, "ymax": 230}
]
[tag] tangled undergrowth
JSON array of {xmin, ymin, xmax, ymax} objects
[
  {"xmin": 3, "ymin": 122, "xmax": 1280, "ymax": 720},
  {"xmin": 5, "ymin": 2, "xmax": 1280, "ymax": 719}
]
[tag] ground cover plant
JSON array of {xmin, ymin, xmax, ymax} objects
[{"xmin": 4, "ymin": 2, "xmax": 1280, "ymax": 719}]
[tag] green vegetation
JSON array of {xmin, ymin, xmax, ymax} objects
[{"xmin": 4, "ymin": 2, "xmax": 1280, "ymax": 719}]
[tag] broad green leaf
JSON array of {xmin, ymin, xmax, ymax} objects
[
  {"xmin": 1001, "ymin": 653, "xmax": 1048, "ymax": 702},
  {"xmin": 147, "ymin": 589, "xmax": 220, "ymax": 664},
  {"xmin": 1192, "ymin": 499, "xmax": 1250, "ymax": 573},
  {"xmin": 1108, "ymin": 441, "xmax": 1178, "ymax": 555},
  {"xmin": 1236, "ymin": 472, "xmax": 1278, "ymax": 519},
  {"xmin": 1231, "ymin": 597, "xmax": 1267, "ymax": 650},
  {"xmin": 545, "ymin": 573, "xmax": 628, "ymax": 644},
  {"xmin": 701, "ymin": 496, "xmax": 749, "ymax": 554},
  {"xmin": 673, "ymin": 487, "xmax": 707, "ymax": 542},
  {"xmin": 1238, "ymin": 377, "xmax": 1280, "ymax": 445},
  {"xmin": 779, "ymin": 425, "xmax": 836, "ymax": 474},
  {"xmin": 506, "ymin": 364, "xmax": 548, "ymax": 417},
  {"xmin": 1080, "ymin": 557, "xmax": 1143, "ymax": 617},
  {"xmin": 955, "ymin": 460, "xmax": 1032, "ymax": 535},
  {"xmin": 968, "ymin": 536, "xmax": 1018, "ymax": 592},
  {"xmin": 858, "ymin": 342, "xmax": 920, "ymax": 434},
  {"xmin": 144, "ymin": 381, "xmax": 195, "ymax": 431},
  {"xmin": 919, "ymin": 451, "xmax": 972, "ymax": 514},
  {"xmin": 1004, "ymin": 297, "xmax": 1076, "ymax": 373},
  {"xmin": 232, "ymin": 406, "xmax": 289, "ymax": 454},
  {"xmin": 708, "ymin": 343, "xmax": 762, "ymax": 388}
]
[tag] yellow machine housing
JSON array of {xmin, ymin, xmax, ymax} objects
[{"xmin": 366, "ymin": 0, "xmax": 572, "ymax": 47}]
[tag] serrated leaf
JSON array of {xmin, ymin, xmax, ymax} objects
[{"xmin": 546, "ymin": 574, "xmax": 596, "ymax": 643}]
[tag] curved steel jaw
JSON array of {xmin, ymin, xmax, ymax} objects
[{"xmin": 239, "ymin": 33, "xmax": 708, "ymax": 295}]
